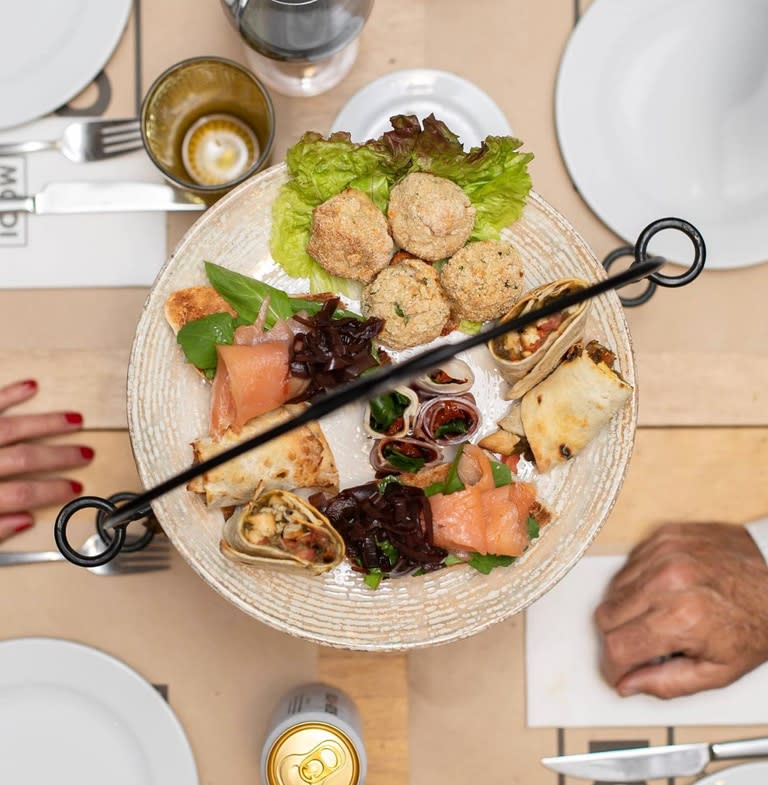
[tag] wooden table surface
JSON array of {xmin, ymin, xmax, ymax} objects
[{"xmin": 1, "ymin": 2, "xmax": 766, "ymax": 784}]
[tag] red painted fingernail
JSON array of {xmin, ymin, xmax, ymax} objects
[
  {"xmin": 70, "ymin": 481, "xmax": 83, "ymax": 495},
  {"xmin": 21, "ymin": 379, "xmax": 38, "ymax": 390},
  {"xmin": 13, "ymin": 522, "xmax": 33, "ymax": 534},
  {"xmin": 79, "ymin": 446, "xmax": 95, "ymax": 460},
  {"xmin": 65, "ymin": 412, "xmax": 83, "ymax": 425}
]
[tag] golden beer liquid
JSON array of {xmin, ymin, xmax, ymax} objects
[{"xmin": 265, "ymin": 721, "xmax": 361, "ymax": 785}]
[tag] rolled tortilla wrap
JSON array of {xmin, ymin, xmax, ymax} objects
[
  {"xmin": 487, "ymin": 278, "xmax": 590, "ymax": 400},
  {"xmin": 189, "ymin": 403, "xmax": 339, "ymax": 507},
  {"xmin": 519, "ymin": 341, "xmax": 633, "ymax": 472},
  {"xmin": 220, "ymin": 489, "xmax": 345, "ymax": 574}
]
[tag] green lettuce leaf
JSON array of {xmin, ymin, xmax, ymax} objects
[{"xmin": 270, "ymin": 115, "xmax": 533, "ymax": 292}]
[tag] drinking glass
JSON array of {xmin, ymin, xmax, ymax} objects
[
  {"xmin": 140, "ymin": 56, "xmax": 275, "ymax": 203},
  {"xmin": 220, "ymin": 0, "xmax": 374, "ymax": 97}
]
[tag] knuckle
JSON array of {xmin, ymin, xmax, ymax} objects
[
  {"xmin": 652, "ymin": 556, "xmax": 701, "ymax": 591},
  {"xmin": 601, "ymin": 630, "xmax": 632, "ymax": 667},
  {"xmin": 1, "ymin": 481, "xmax": 35, "ymax": 511},
  {"xmin": 5, "ymin": 444, "xmax": 35, "ymax": 474},
  {"xmin": 669, "ymin": 593, "xmax": 708, "ymax": 631}
]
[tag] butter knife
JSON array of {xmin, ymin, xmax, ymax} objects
[
  {"xmin": 541, "ymin": 736, "xmax": 768, "ymax": 781},
  {"xmin": 0, "ymin": 181, "xmax": 206, "ymax": 214}
]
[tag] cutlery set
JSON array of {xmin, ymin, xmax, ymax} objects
[{"xmin": 0, "ymin": 117, "xmax": 200, "ymax": 214}]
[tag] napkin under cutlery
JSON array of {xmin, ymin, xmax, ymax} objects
[
  {"xmin": 0, "ymin": 116, "xmax": 168, "ymax": 288},
  {"xmin": 526, "ymin": 554, "xmax": 768, "ymax": 727}
]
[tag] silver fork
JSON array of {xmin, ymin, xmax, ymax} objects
[
  {"xmin": 0, "ymin": 118, "xmax": 142, "ymax": 163},
  {"xmin": 0, "ymin": 532, "xmax": 170, "ymax": 575}
]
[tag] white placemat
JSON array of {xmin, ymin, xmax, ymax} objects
[
  {"xmin": 526, "ymin": 554, "xmax": 768, "ymax": 727},
  {"xmin": 0, "ymin": 117, "xmax": 167, "ymax": 288}
]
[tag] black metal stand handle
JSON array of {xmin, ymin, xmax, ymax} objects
[
  {"xmin": 54, "ymin": 492, "xmax": 156, "ymax": 568},
  {"xmin": 603, "ymin": 217, "xmax": 706, "ymax": 306}
]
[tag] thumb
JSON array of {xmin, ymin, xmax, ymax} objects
[{"xmin": 617, "ymin": 657, "xmax": 736, "ymax": 699}]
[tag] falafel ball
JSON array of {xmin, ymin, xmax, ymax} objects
[
  {"xmin": 307, "ymin": 188, "xmax": 395, "ymax": 283},
  {"xmin": 387, "ymin": 173, "xmax": 475, "ymax": 261},
  {"xmin": 361, "ymin": 259, "xmax": 451, "ymax": 350},
  {"xmin": 440, "ymin": 240, "xmax": 525, "ymax": 322}
]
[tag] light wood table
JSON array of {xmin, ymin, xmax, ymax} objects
[{"xmin": 1, "ymin": 2, "xmax": 766, "ymax": 784}]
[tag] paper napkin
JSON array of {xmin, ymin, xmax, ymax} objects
[
  {"xmin": 0, "ymin": 116, "xmax": 167, "ymax": 288},
  {"xmin": 526, "ymin": 555, "xmax": 768, "ymax": 727}
]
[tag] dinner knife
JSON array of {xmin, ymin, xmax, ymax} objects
[
  {"xmin": 93, "ymin": 256, "xmax": 663, "ymax": 532},
  {"xmin": 0, "ymin": 181, "xmax": 206, "ymax": 214},
  {"xmin": 541, "ymin": 736, "xmax": 768, "ymax": 781}
]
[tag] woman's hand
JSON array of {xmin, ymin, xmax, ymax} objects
[
  {"xmin": 0, "ymin": 379, "xmax": 94, "ymax": 542},
  {"xmin": 594, "ymin": 522, "xmax": 768, "ymax": 698}
]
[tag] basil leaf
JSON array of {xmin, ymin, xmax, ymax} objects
[
  {"xmin": 376, "ymin": 475, "xmax": 401, "ymax": 493},
  {"xmin": 489, "ymin": 459, "xmax": 512, "ymax": 487},
  {"xmin": 368, "ymin": 391, "xmax": 410, "ymax": 432},
  {"xmin": 383, "ymin": 446, "xmax": 425, "ymax": 473},
  {"xmin": 527, "ymin": 516, "xmax": 540, "ymax": 540},
  {"xmin": 443, "ymin": 554, "xmax": 465, "ymax": 566},
  {"xmin": 376, "ymin": 539, "xmax": 399, "ymax": 567},
  {"xmin": 434, "ymin": 418, "xmax": 469, "ymax": 438},
  {"xmin": 467, "ymin": 553, "xmax": 515, "ymax": 575},
  {"xmin": 424, "ymin": 443, "xmax": 466, "ymax": 497},
  {"xmin": 205, "ymin": 261, "xmax": 363, "ymax": 326},
  {"xmin": 364, "ymin": 569, "xmax": 383, "ymax": 589},
  {"xmin": 176, "ymin": 312, "xmax": 236, "ymax": 373}
]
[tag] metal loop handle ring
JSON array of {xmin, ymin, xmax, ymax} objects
[
  {"xmin": 96, "ymin": 491, "xmax": 155, "ymax": 553},
  {"xmin": 54, "ymin": 496, "xmax": 127, "ymax": 567},
  {"xmin": 603, "ymin": 217, "xmax": 706, "ymax": 307}
]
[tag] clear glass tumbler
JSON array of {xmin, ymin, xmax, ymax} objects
[{"xmin": 220, "ymin": 0, "xmax": 374, "ymax": 97}]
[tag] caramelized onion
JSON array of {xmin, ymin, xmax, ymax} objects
[
  {"xmin": 288, "ymin": 298, "xmax": 386, "ymax": 402},
  {"xmin": 310, "ymin": 482, "xmax": 447, "ymax": 577}
]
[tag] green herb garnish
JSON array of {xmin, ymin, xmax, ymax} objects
[
  {"xmin": 527, "ymin": 516, "xmax": 540, "ymax": 540},
  {"xmin": 424, "ymin": 443, "xmax": 466, "ymax": 497},
  {"xmin": 368, "ymin": 390, "xmax": 411, "ymax": 433},
  {"xmin": 364, "ymin": 569, "xmax": 383, "ymax": 590},
  {"xmin": 466, "ymin": 553, "xmax": 516, "ymax": 574},
  {"xmin": 382, "ymin": 445, "xmax": 426, "ymax": 473},
  {"xmin": 488, "ymin": 459, "xmax": 513, "ymax": 488},
  {"xmin": 376, "ymin": 539, "xmax": 399, "ymax": 567},
  {"xmin": 433, "ymin": 419, "xmax": 469, "ymax": 439}
]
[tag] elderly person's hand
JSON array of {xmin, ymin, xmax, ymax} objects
[
  {"xmin": 0, "ymin": 379, "xmax": 93, "ymax": 542},
  {"xmin": 594, "ymin": 522, "xmax": 768, "ymax": 699}
]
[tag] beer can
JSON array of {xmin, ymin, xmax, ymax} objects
[{"xmin": 261, "ymin": 683, "xmax": 367, "ymax": 785}]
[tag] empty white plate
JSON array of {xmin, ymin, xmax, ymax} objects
[
  {"xmin": 556, "ymin": 0, "xmax": 768, "ymax": 269},
  {"xmin": 331, "ymin": 68, "xmax": 512, "ymax": 149},
  {"xmin": 695, "ymin": 761, "xmax": 768, "ymax": 784},
  {"xmin": 0, "ymin": 0, "xmax": 132, "ymax": 129},
  {"xmin": 0, "ymin": 638, "xmax": 198, "ymax": 785}
]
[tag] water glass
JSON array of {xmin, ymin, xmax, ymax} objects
[{"xmin": 221, "ymin": 0, "xmax": 374, "ymax": 97}]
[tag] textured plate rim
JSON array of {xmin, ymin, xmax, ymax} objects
[{"xmin": 127, "ymin": 162, "xmax": 637, "ymax": 651}]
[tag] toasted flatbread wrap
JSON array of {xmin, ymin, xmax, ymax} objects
[
  {"xmin": 189, "ymin": 404, "xmax": 339, "ymax": 507},
  {"xmin": 220, "ymin": 489, "xmax": 345, "ymax": 574},
  {"xmin": 518, "ymin": 341, "xmax": 632, "ymax": 473},
  {"xmin": 487, "ymin": 278, "xmax": 590, "ymax": 400}
]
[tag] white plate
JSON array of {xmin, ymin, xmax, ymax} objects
[
  {"xmin": 0, "ymin": 0, "xmax": 132, "ymax": 129},
  {"xmin": 331, "ymin": 68, "xmax": 512, "ymax": 149},
  {"xmin": 556, "ymin": 0, "xmax": 768, "ymax": 269},
  {"xmin": 695, "ymin": 761, "xmax": 768, "ymax": 784},
  {"xmin": 0, "ymin": 638, "xmax": 198, "ymax": 785},
  {"xmin": 127, "ymin": 163, "xmax": 636, "ymax": 651}
]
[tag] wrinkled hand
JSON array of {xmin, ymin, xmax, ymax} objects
[
  {"xmin": 0, "ymin": 379, "xmax": 93, "ymax": 541},
  {"xmin": 594, "ymin": 522, "xmax": 768, "ymax": 699}
]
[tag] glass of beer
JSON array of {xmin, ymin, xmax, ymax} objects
[
  {"xmin": 220, "ymin": 0, "xmax": 374, "ymax": 97},
  {"xmin": 140, "ymin": 56, "xmax": 275, "ymax": 203}
]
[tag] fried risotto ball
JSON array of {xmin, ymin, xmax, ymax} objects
[
  {"xmin": 361, "ymin": 259, "xmax": 451, "ymax": 350},
  {"xmin": 440, "ymin": 240, "xmax": 525, "ymax": 322},
  {"xmin": 306, "ymin": 188, "xmax": 395, "ymax": 283},
  {"xmin": 387, "ymin": 173, "xmax": 476, "ymax": 261}
]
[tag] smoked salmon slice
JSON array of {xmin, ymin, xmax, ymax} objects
[
  {"xmin": 209, "ymin": 341, "xmax": 291, "ymax": 437},
  {"xmin": 429, "ymin": 445, "xmax": 537, "ymax": 556}
]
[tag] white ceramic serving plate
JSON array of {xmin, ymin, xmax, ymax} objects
[
  {"xmin": 331, "ymin": 68, "xmax": 512, "ymax": 149},
  {"xmin": 0, "ymin": 638, "xmax": 197, "ymax": 785},
  {"xmin": 127, "ymin": 163, "xmax": 636, "ymax": 651},
  {"xmin": 556, "ymin": 0, "xmax": 768, "ymax": 269},
  {"xmin": 0, "ymin": 0, "xmax": 132, "ymax": 129}
]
